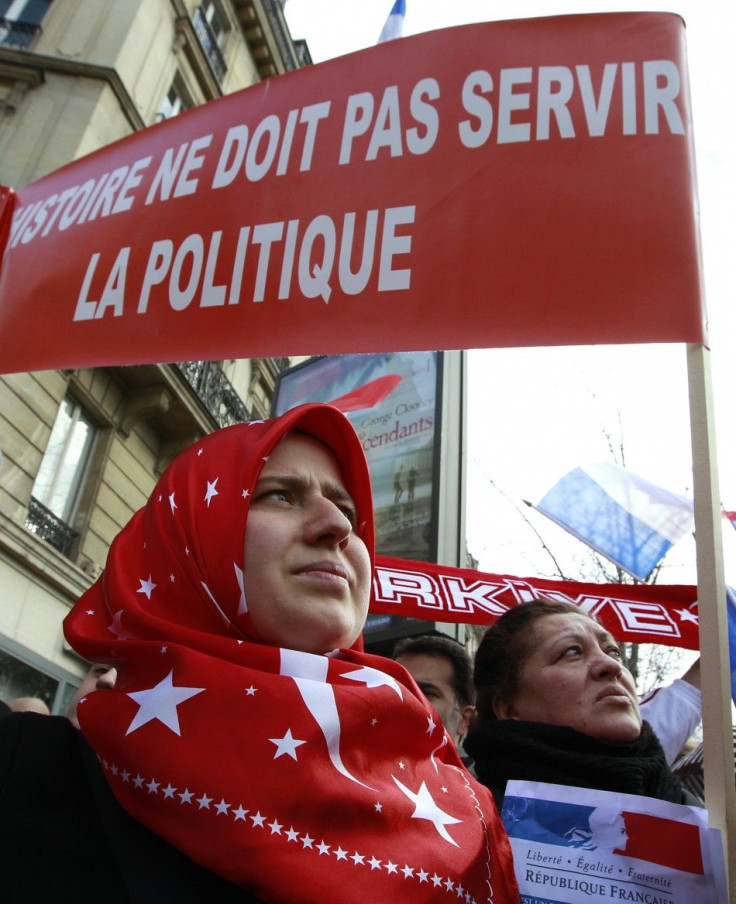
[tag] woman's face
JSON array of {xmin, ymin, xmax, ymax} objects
[
  {"xmin": 493, "ymin": 612, "xmax": 642, "ymax": 743},
  {"xmin": 242, "ymin": 432, "xmax": 371, "ymax": 654}
]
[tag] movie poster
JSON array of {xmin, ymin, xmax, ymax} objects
[{"xmin": 273, "ymin": 351, "xmax": 440, "ymax": 563}]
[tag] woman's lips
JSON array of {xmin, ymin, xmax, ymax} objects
[
  {"xmin": 596, "ymin": 686, "xmax": 632, "ymax": 704},
  {"xmin": 295, "ymin": 562, "xmax": 350, "ymax": 583}
]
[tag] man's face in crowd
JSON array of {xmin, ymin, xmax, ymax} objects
[{"xmin": 395, "ymin": 652, "xmax": 474, "ymax": 748}]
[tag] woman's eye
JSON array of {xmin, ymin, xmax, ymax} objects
[
  {"xmin": 562, "ymin": 645, "xmax": 583, "ymax": 658},
  {"xmin": 337, "ymin": 504, "xmax": 357, "ymax": 525},
  {"xmin": 258, "ymin": 488, "xmax": 291, "ymax": 503},
  {"xmin": 606, "ymin": 646, "xmax": 622, "ymax": 659}
]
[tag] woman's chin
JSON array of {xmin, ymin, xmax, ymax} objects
[
  {"xmin": 590, "ymin": 719, "xmax": 643, "ymax": 744},
  {"xmin": 289, "ymin": 623, "xmax": 361, "ymax": 655}
]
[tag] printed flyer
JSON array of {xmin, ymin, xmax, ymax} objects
[{"xmin": 501, "ymin": 780, "xmax": 727, "ymax": 904}]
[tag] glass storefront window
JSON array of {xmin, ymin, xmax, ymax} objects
[{"xmin": 0, "ymin": 647, "xmax": 58, "ymax": 710}]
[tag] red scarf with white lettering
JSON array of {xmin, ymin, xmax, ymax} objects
[{"xmin": 64, "ymin": 403, "xmax": 519, "ymax": 904}]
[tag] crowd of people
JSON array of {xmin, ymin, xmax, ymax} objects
[{"xmin": 0, "ymin": 404, "xmax": 719, "ymax": 902}]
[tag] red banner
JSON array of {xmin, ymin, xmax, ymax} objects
[
  {"xmin": 0, "ymin": 13, "xmax": 704, "ymax": 374},
  {"xmin": 372, "ymin": 555, "xmax": 700, "ymax": 649}
]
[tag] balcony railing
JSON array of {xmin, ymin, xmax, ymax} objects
[
  {"xmin": 192, "ymin": 6, "xmax": 227, "ymax": 84},
  {"xmin": 25, "ymin": 497, "xmax": 78, "ymax": 557},
  {"xmin": 176, "ymin": 360, "xmax": 252, "ymax": 428},
  {"xmin": 0, "ymin": 18, "xmax": 42, "ymax": 49}
]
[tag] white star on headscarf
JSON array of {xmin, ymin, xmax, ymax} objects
[
  {"xmin": 269, "ymin": 728, "xmax": 306, "ymax": 760},
  {"xmin": 392, "ymin": 776, "xmax": 461, "ymax": 845},
  {"xmin": 137, "ymin": 575, "xmax": 157, "ymax": 599},
  {"xmin": 126, "ymin": 669, "xmax": 205, "ymax": 736},
  {"xmin": 204, "ymin": 478, "xmax": 219, "ymax": 506},
  {"xmin": 341, "ymin": 666, "xmax": 404, "ymax": 699},
  {"xmin": 168, "ymin": 492, "xmax": 177, "ymax": 514}
]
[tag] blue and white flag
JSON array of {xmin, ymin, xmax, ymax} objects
[
  {"xmin": 535, "ymin": 462, "xmax": 694, "ymax": 580},
  {"xmin": 378, "ymin": 0, "xmax": 406, "ymax": 43}
]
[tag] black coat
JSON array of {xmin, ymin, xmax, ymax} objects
[{"xmin": 0, "ymin": 713, "xmax": 261, "ymax": 903}]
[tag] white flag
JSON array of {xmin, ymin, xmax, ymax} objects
[{"xmin": 378, "ymin": 0, "xmax": 406, "ymax": 43}]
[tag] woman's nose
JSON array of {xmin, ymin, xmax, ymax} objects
[
  {"xmin": 592, "ymin": 650, "xmax": 623, "ymax": 678},
  {"xmin": 304, "ymin": 496, "xmax": 352, "ymax": 547},
  {"xmin": 96, "ymin": 667, "xmax": 118, "ymax": 691}
]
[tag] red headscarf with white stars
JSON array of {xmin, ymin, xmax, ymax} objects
[{"xmin": 64, "ymin": 403, "xmax": 519, "ymax": 904}]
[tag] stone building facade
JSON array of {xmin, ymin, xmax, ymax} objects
[{"xmin": 0, "ymin": 0, "xmax": 308, "ymax": 710}]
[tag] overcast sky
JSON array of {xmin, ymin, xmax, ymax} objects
[{"xmin": 283, "ymin": 1, "xmax": 736, "ymax": 586}]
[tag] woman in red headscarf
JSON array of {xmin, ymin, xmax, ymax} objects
[{"xmin": 10, "ymin": 404, "xmax": 520, "ymax": 903}]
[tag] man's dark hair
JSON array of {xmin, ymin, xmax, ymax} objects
[{"xmin": 393, "ymin": 634, "xmax": 474, "ymax": 707}]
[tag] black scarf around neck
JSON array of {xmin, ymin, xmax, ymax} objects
[{"xmin": 464, "ymin": 719, "xmax": 685, "ymax": 805}]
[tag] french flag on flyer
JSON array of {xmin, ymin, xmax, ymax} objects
[
  {"xmin": 723, "ymin": 510, "xmax": 736, "ymax": 531},
  {"xmin": 501, "ymin": 794, "xmax": 703, "ymax": 873},
  {"xmin": 502, "ymin": 781, "xmax": 727, "ymax": 904},
  {"xmin": 377, "ymin": 0, "xmax": 406, "ymax": 42},
  {"xmin": 534, "ymin": 462, "xmax": 694, "ymax": 580}
]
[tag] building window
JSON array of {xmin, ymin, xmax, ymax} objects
[
  {"xmin": 193, "ymin": 2, "xmax": 228, "ymax": 83},
  {"xmin": 0, "ymin": 0, "xmax": 51, "ymax": 23},
  {"xmin": 0, "ymin": 645, "xmax": 80, "ymax": 715},
  {"xmin": 25, "ymin": 397, "xmax": 96, "ymax": 555},
  {"xmin": 158, "ymin": 82, "xmax": 190, "ymax": 121},
  {"xmin": 0, "ymin": 0, "xmax": 52, "ymax": 48},
  {"xmin": 32, "ymin": 397, "xmax": 95, "ymax": 523},
  {"xmin": 203, "ymin": 1, "xmax": 228, "ymax": 48},
  {"xmin": 0, "ymin": 647, "xmax": 57, "ymax": 711}
]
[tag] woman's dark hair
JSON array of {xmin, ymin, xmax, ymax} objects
[{"xmin": 473, "ymin": 599, "xmax": 595, "ymax": 720}]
